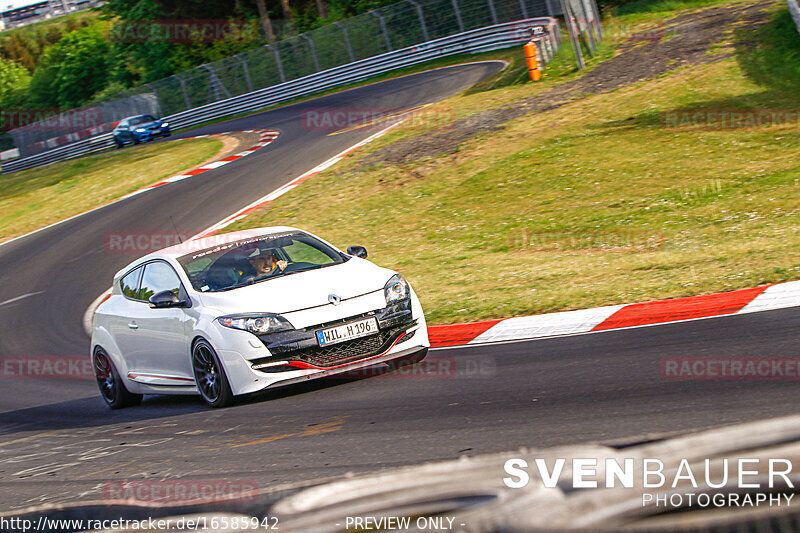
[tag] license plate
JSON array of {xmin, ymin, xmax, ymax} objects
[{"xmin": 316, "ymin": 317, "xmax": 379, "ymax": 346}]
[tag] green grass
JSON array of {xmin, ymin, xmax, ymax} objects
[
  {"xmin": 607, "ymin": 0, "xmax": 733, "ymax": 17},
  {"xmin": 0, "ymin": 138, "xmax": 222, "ymax": 243},
  {"xmin": 225, "ymin": 2, "xmax": 800, "ymax": 324},
  {"xmin": 737, "ymin": 7, "xmax": 800, "ymax": 91}
]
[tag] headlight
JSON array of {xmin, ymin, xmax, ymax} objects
[
  {"xmin": 384, "ymin": 274, "xmax": 410, "ymax": 305},
  {"xmin": 135, "ymin": 128, "xmax": 146, "ymax": 132},
  {"xmin": 217, "ymin": 314, "xmax": 293, "ymax": 335},
  {"xmin": 161, "ymin": 122, "xmax": 169, "ymax": 128}
]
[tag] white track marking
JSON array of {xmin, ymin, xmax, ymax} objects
[{"xmin": 0, "ymin": 292, "xmax": 44, "ymax": 307}]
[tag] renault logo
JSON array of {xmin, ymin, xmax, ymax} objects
[{"xmin": 328, "ymin": 293, "xmax": 341, "ymax": 306}]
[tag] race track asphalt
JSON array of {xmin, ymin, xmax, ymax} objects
[{"xmin": 0, "ymin": 61, "xmax": 797, "ymax": 512}]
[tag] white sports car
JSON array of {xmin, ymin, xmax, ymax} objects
[{"xmin": 91, "ymin": 227, "xmax": 429, "ymax": 408}]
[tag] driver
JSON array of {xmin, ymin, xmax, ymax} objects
[{"xmin": 247, "ymin": 249, "xmax": 288, "ymax": 278}]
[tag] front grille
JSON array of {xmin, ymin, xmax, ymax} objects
[
  {"xmin": 296, "ymin": 324, "xmax": 410, "ymax": 367},
  {"xmin": 251, "ymin": 302, "xmax": 416, "ymax": 372},
  {"xmin": 298, "ymin": 332, "xmax": 389, "ymax": 367},
  {"xmin": 251, "ymin": 326, "xmax": 416, "ymax": 373}
]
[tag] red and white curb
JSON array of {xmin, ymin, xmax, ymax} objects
[
  {"xmin": 120, "ymin": 130, "xmax": 279, "ymax": 200},
  {"xmin": 428, "ymin": 280, "xmax": 800, "ymax": 348}
]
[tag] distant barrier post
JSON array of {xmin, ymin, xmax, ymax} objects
[{"xmin": 524, "ymin": 41, "xmax": 541, "ymax": 81}]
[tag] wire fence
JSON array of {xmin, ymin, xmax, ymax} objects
[{"xmin": 9, "ymin": 0, "xmax": 599, "ymax": 158}]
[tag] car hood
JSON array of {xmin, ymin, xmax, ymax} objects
[
  {"xmin": 196, "ymin": 258, "xmax": 395, "ymax": 314},
  {"xmin": 134, "ymin": 121, "xmax": 162, "ymax": 128}
]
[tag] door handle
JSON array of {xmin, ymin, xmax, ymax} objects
[{"xmin": 128, "ymin": 321, "xmax": 138, "ymax": 330}]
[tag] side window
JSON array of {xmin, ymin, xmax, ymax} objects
[
  {"xmin": 139, "ymin": 262, "xmax": 182, "ymax": 303},
  {"xmin": 120, "ymin": 267, "xmax": 142, "ymax": 299}
]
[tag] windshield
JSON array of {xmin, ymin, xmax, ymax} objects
[
  {"xmin": 177, "ymin": 231, "xmax": 346, "ymax": 292},
  {"xmin": 129, "ymin": 115, "xmax": 156, "ymax": 125}
]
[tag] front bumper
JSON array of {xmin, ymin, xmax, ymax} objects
[
  {"xmin": 136, "ymin": 127, "xmax": 170, "ymax": 142},
  {"xmin": 253, "ymin": 300, "xmax": 415, "ymax": 369},
  {"xmin": 216, "ymin": 297, "xmax": 429, "ymax": 396}
]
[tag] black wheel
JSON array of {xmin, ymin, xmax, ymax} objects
[
  {"xmin": 114, "ymin": 138, "xmax": 124, "ymax": 149},
  {"xmin": 93, "ymin": 348, "xmax": 142, "ymax": 409},
  {"xmin": 133, "ymin": 136, "xmax": 140, "ymax": 145},
  {"xmin": 387, "ymin": 348, "xmax": 428, "ymax": 369},
  {"xmin": 192, "ymin": 339, "xmax": 234, "ymax": 408}
]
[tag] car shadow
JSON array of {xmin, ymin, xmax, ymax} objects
[
  {"xmin": 236, "ymin": 366, "xmax": 394, "ymax": 407},
  {"xmin": 0, "ymin": 365, "xmax": 394, "ymax": 436}
]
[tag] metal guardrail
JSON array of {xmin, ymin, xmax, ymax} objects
[{"xmin": 1, "ymin": 18, "xmax": 559, "ymax": 174}]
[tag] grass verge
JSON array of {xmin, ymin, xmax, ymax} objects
[
  {"xmin": 227, "ymin": 2, "xmax": 800, "ymax": 325},
  {"xmin": 0, "ymin": 138, "xmax": 222, "ymax": 244},
  {"xmin": 607, "ymin": 0, "xmax": 735, "ymax": 18}
]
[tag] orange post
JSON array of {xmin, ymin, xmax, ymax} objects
[{"xmin": 524, "ymin": 41, "xmax": 541, "ymax": 81}]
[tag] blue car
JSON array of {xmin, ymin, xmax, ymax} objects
[{"xmin": 112, "ymin": 115, "xmax": 171, "ymax": 148}]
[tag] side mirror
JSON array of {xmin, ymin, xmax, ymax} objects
[
  {"xmin": 347, "ymin": 245, "xmax": 368, "ymax": 259},
  {"xmin": 149, "ymin": 290, "xmax": 186, "ymax": 309}
]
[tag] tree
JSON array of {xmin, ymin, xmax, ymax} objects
[
  {"xmin": 315, "ymin": 0, "xmax": 329, "ymax": 19},
  {"xmin": 101, "ymin": 0, "xmax": 268, "ymax": 82},
  {"xmin": 280, "ymin": 0, "xmax": 294, "ymax": 23},
  {"xmin": 255, "ymin": 0, "xmax": 277, "ymax": 41},
  {"xmin": 0, "ymin": 57, "xmax": 31, "ymax": 107},
  {"xmin": 27, "ymin": 25, "xmax": 112, "ymax": 109},
  {"xmin": 0, "ymin": 16, "xmax": 93, "ymax": 72}
]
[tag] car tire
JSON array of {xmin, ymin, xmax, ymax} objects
[
  {"xmin": 93, "ymin": 348, "xmax": 142, "ymax": 409},
  {"xmin": 133, "ymin": 137, "xmax": 140, "ymax": 145},
  {"xmin": 114, "ymin": 138, "xmax": 124, "ymax": 149},
  {"xmin": 191, "ymin": 338, "xmax": 234, "ymax": 408},
  {"xmin": 388, "ymin": 348, "xmax": 428, "ymax": 369}
]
